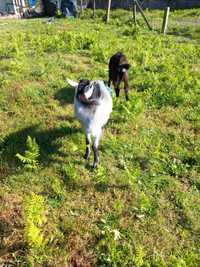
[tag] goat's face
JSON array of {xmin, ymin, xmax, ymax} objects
[
  {"xmin": 117, "ymin": 63, "xmax": 131, "ymax": 74},
  {"xmin": 76, "ymin": 79, "xmax": 100, "ymax": 105},
  {"xmin": 77, "ymin": 79, "xmax": 90, "ymax": 94},
  {"xmin": 77, "ymin": 79, "xmax": 95, "ymax": 99}
]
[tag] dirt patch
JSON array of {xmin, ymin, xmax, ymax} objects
[
  {"xmin": 0, "ymin": 193, "xmax": 25, "ymax": 262},
  {"xmin": 0, "ymin": 15, "xmax": 19, "ymax": 20},
  {"xmin": 68, "ymin": 233, "xmax": 94, "ymax": 267}
]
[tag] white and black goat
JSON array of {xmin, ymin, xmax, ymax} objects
[
  {"xmin": 67, "ymin": 79, "xmax": 112, "ymax": 168},
  {"xmin": 108, "ymin": 52, "xmax": 131, "ymax": 101}
]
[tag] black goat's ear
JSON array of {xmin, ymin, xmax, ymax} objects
[{"xmin": 119, "ymin": 63, "xmax": 131, "ymax": 70}]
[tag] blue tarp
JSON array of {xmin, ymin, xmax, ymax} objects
[{"xmin": 29, "ymin": 0, "xmax": 36, "ymax": 7}]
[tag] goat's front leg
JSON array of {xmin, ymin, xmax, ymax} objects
[
  {"xmin": 114, "ymin": 81, "xmax": 120, "ymax": 98},
  {"xmin": 123, "ymin": 72, "xmax": 129, "ymax": 101},
  {"xmin": 84, "ymin": 132, "xmax": 91, "ymax": 161},
  {"xmin": 108, "ymin": 77, "xmax": 111, "ymax": 88},
  {"xmin": 92, "ymin": 129, "xmax": 102, "ymax": 169},
  {"xmin": 108, "ymin": 70, "xmax": 112, "ymax": 87}
]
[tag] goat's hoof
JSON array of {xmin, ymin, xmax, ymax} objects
[
  {"xmin": 84, "ymin": 160, "xmax": 90, "ymax": 168},
  {"xmin": 84, "ymin": 152, "xmax": 90, "ymax": 160},
  {"xmin": 125, "ymin": 95, "xmax": 129, "ymax": 101},
  {"xmin": 92, "ymin": 162, "xmax": 98, "ymax": 169},
  {"xmin": 83, "ymin": 154, "xmax": 88, "ymax": 160}
]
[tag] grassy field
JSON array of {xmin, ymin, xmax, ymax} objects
[{"xmin": 0, "ymin": 8, "xmax": 200, "ymax": 267}]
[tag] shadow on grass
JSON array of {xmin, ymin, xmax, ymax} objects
[
  {"xmin": 60, "ymin": 177, "xmax": 130, "ymax": 193},
  {"xmin": 94, "ymin": 183, "xmax": 129, "ymax": 193},
  {"xmin": 57, "ymin": 114, "xmax": 75, "ymax": 122},
  {"xmin": 0, "ymin": 124, "xmax": 80, "ymax": 178},
  {"xmin": 54, "ymin": 86, "xmax": 75, "ymax": 105},
  {"xmin": 168, "ymin": 30, "xmax": 193, "ymax": 40}
]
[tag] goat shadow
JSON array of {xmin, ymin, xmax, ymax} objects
[
  {"xmin": 0, "ymin": 124, "xmax": 80, "ymax": 178},
  {"xmin": 54, "ymin": 86, "xmax": 75, "ymax": 105}
]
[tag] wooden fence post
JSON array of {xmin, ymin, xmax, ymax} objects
[
  {"xmin": 135, "ymin": 0, "xmax": 152, "ymax": 30},
  {"xmin": 133, "ymin": 0, "xmax": 137, "ymax": 25},
  {"xmin": 106, "ymin": 0, "xmax": 112, "ymax": 23},
  {"xmin": 80, "ymin": 0, "xmax": 83, "ymax": 14},
  {"xmin": 162, "ymin": 7, "xmax": 170, "ymax": 34},
  {"xmin": 93, "ymin": 0, "xmax": 96, "ymax": 18}
]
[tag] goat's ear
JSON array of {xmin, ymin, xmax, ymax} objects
[{"xmin": 66, "ymin": 78, "xmax": 78, "ymax": 88}]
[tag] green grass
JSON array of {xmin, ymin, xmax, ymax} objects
[{"xmin": 0, "ymin": 8, "xmax": 200, "ymax": 266}]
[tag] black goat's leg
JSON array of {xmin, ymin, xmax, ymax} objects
[
  {"xmin": 123, "ymin": 72, "xmax": 129, "ymax": 101},
  {"xmin": 125, "ymin": 87, "xmax": 129, "ymax": 101},
  {"xmin": 115, "ymin": 87, "xmax": 120, "ymax": 98},
  {"xmin": 114, "ymin": 81, "xmax": 120, "ymax": 98},
  {"xmin": 108, "ymin": 78, "xmax": 111, "ymax": 87},
  {"xmin": 108, "ymin": 69, "xmax": 112, "ymax": 87},
  {"xmin": 84, "ymin": 132, "xmax": 91, "ymax": 160}
]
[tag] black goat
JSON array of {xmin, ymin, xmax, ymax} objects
[{"xmin": 108, "ymin": 52, "xmax": 130, "ymax": 101}]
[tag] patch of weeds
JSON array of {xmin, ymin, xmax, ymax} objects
[
  {"xmin": 168, "ymin": 255, "xmax": 187, "ymax": 267},
  {"xmin": 117, "ymin": 154, "xmax": 139, "ymax": 187},
  {"xmin": 113, "ymin": 94, "xmax": 144, "ymax": 122},
  {"xmin": 60, "ymin": 162, "xmax": 77, "ymax": 186},
  {"xmin": 23, "ymin": 193, "xmax": 48, "ymax": 265},
  {"xmin": 163, "ymin": 157, "xmax": 189, "ymax": 178},
  {"xmin": 93, "ymin": 166, "xmax": 109, "ymax": 192},
  {"xmin": 96, "ymin": 215, "xmax": 135, "ymax": 266},
  {"xmin": 184, "ymin": 251, "xmax": 200, "ymax": 267},
  {"xmin": 113, "ymin": 198, "xmax": 124, "ymax": 216},
  {"xmin": 58, "ymin": 216, "xmax": 75, "ymax": 237},
  {"xmin": 133, "ymin": 192, "xmax": 157, "ymax": 219},
  {"xmin": 92, "ymin": 48, "xmax": 109, "ymax": 63},
  {"xmin": 184, "ymin": 106, "xmax": 200, "ymax": 124},
  {"xmin": 150, "ymin": 254, "xmax": 167, "ymax": 267},
  {"xmin": 150, "ymin": 86, "xmax": 186, "ymax": 108},
  {"xmin": 16, "ymin": 136, "xmax": 39, "ymax": 171},
  {"xmin": 23, "ymin": 84, "xmax": 46, "ymax": 104},
  {"xmin": 44, "ymin": 176, "xmax": 65, "ymax": 208},
  {"xmin": 134, "ymin": 246, "xmax": 146, "ymax": 267},
  {"xmin": 171, "ymin": 190, "xmax": 200, "ymax": 231},
  {"xmin": 151, "ymin": 175, "xmax": 171, "ymax": 192}
]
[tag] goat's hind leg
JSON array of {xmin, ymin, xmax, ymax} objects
[
  {"xmin": 123, "ymin": 72, "xmax": 129, "ymax": 101},
  {"xmin": 84, "ymin": 132, "xmax": 91, "ymax": 161},
  {"xmin": 92, "ymin": 129, "xmax": 102, "ymax": 169}
]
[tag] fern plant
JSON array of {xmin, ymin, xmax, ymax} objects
[
  {"xmin": 134, "ymin": 246, "xmax": 145, "ymax": 267},
  {"xmin": 16, "ymin": 136, "xmax": 39, "ymax": 170},
  {"xmin": 24, "ymin": 193, "xmax": 47, "ymax": 264}
]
